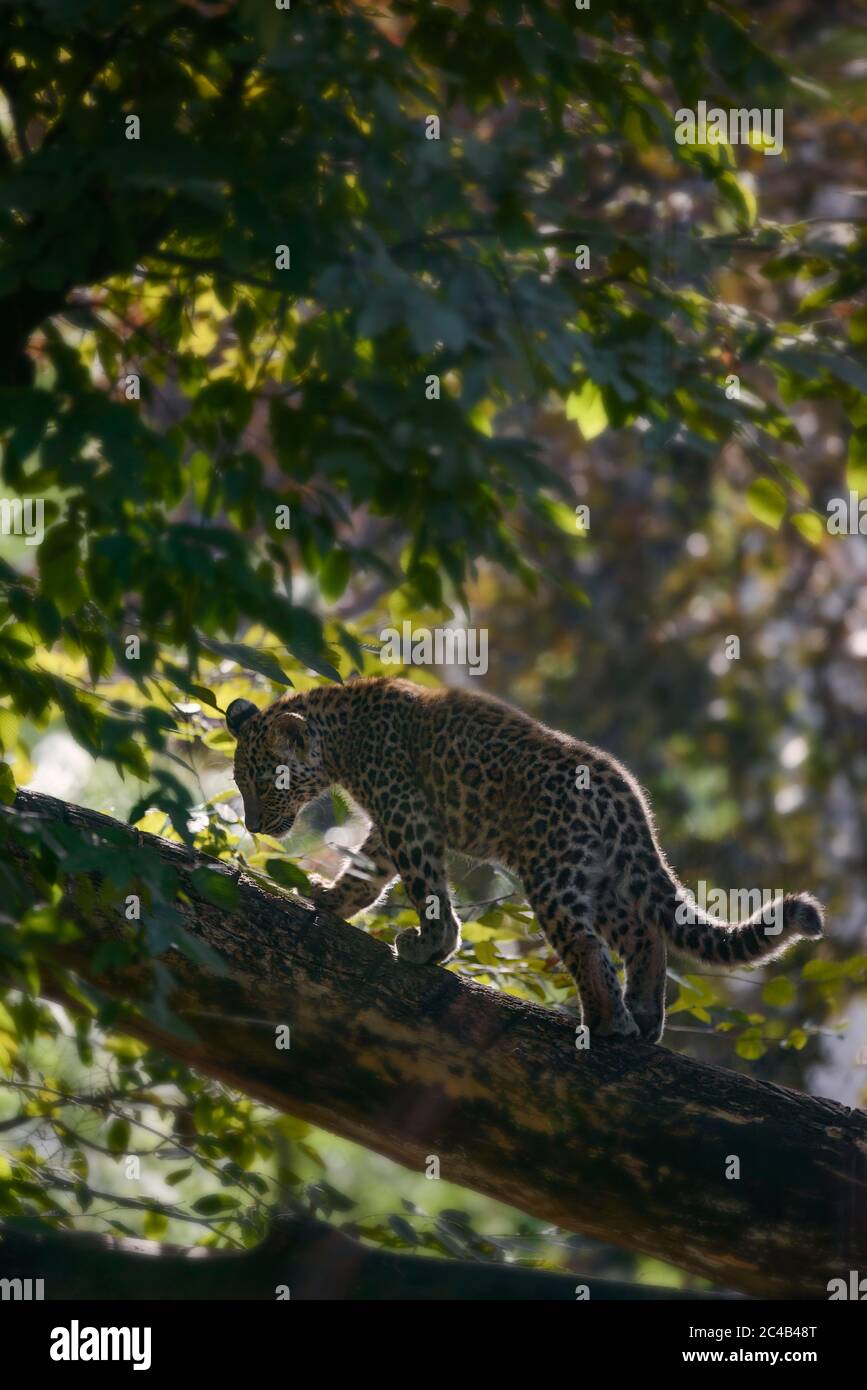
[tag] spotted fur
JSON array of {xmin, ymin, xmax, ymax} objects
[{"xmin": 226, "ymin": 678, "xmax": 824, "ymax": 1042}]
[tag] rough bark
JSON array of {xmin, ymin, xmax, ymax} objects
[
  {"xmin": 5, "ymin": 789, "xmax": 867, "ymax": 1299},
  {"xmin": 0, "ymin": 1216, "xmax": 725, "ymax": 1301}
]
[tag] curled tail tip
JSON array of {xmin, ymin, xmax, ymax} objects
[{"xmin": 785, "ymin": 892, "xmax": 825, "ymax": 940}]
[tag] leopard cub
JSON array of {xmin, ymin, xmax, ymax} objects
[{"xmin": 227, "ymin": 678, "xmax": 824, "ymax": 1043}]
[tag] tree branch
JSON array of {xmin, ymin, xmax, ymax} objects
[
  {"xmin": 0, "ymin": 1214, "xmax": 729, "ymax": 1301},
  {"xmin": 4, "ymin": 789, "xmax": 866, "ymax": 1299}
]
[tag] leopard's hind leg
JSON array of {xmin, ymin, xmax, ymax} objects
[
  {"xmin": 623, "ymin": 932, "xmax": 667, "ymax": 1043},
  {"xmin": 522, "ymin": 855, "xmax": 639, "ymax": 1040},
  {"xmin": 594, "ymin": 882, "xmax": 667, "ymax": 1043}
]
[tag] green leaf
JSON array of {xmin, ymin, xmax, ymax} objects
[
  {"xmin": 192, "ymin": 1194, "xmax": 239, "ymax": 1215},
  {"xmin": 274, "ymin": 1115, "xmax": 311, "ymax": 1141},
  {"xmin": 319, "ymin": 550, "xmax": 352, "ymax": 602},
  {"xmin": 387, "ymin": 1214, "xmax": 418, "ymax": 1246},
  {"xmin": 536, "ymin": 496, "xmax": 584, "ymax": 535},
  {"xmin": 285, "ymin": 641, "xmax": 343, "ymax": 683},
  {"xmin": 791, "ymin": 512, "xmax": 825, "ymax": 546},
  {"xmin": 0, "ymin": 762, "xmax": 16, "ymax": 806},
  {"xmin": 161, "ymin": 662, "xmax": 220, "ymax": 709},
  {"xmin": 472, "ymin": 940, "xmax": 500, "ymax": 966},
  {"xmin": 143, "ymin": 1209, "xmax": 168, "ymax": 1238},
  {"xmin": 849, "ymin": 307, "xmax": 867, "ymax": 347},
  {"xmin": 265, "ymin": 859, "xmax": 311, "ymax": 892},
  {"xmin": 190, "ymin": 868, "xmax": 240, "ymax": 911},
  {"xmin": 801, "ymin": 958, "xmax": 846, "ymax": 983},
  {"xmin": 172, "ymin": 926, "xmax": 232, "ymax": 978},
  {"xmin": 847, "ymin": 430, "xmax": 867, "ymax": 493},
  {"xmin": 461, "ymin": 923, "xmax": 499, "ymax": 944},
  {"xmin": 69, "ymin": 1151, "xmax": 88, "ymax": 1181},
  {"xmin": 565, "ymin": 381, "xmax": 608, "ymax": 440},
  {"xmin": 717, "ymin": 171, "xmax": 757, "ymax": 227},
  {"xmin": 735, "ymin": 1032, "xmax": 767, "ymax": 1061},
  {"xmin": 106, "ymin": 1118, "xmax": 130, "ymax": 1155},
  {"xmin": 200, "ymin": 638, "xmax": 292, "ymax": 687},
  {"xmin": 762, "ymin": 977, "xmax": 795, "ymax": 1007},
  {"xmin": 746, "ymin": 478, "xmax": 786, "ymax": 530}
]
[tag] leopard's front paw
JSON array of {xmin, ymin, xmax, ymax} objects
[
  {"xmin": 299, "ymin": 874, "xmax": 329, "ymax": 905},
  {"xmin": 395, "ymin": 927, "xmax": 452, "ymax": 966},
  {"xmin": 587, "ymin": 1010, "xmax": 641, "ymax": 1041},
  {"xmin": 631, "ymin": 1009, "xmax": 665, "ymax": 1044}
]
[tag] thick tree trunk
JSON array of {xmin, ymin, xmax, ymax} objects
[
  {"xmin": 5, "ymin": 790, "xmax": 866, "ymax": 1299},
  {"xmin": 0, "ymin": 1216, "xmax": 726, "ymax": 1301}
]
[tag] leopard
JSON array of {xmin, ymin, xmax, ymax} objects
[{"xmin": 226, "ymin": 677, "xmax": 824, "ymax": 1043}]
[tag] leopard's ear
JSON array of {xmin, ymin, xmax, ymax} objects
[
  {"xmin": 268, "ymin": 709, "xmax": 309, "ymax": 760},
  {"xmin": 226, "ymin": 699, "xmax": 258, "ymax": 737}
]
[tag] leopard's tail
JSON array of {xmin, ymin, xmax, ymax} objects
[
  {"xmin": 616, "ymin": 811, "xmax": 828, "ymax": 967},
  {"xmin": 631, "ymin": 852, "xmax": 824, "ymax": 965},
  {"xmin": 603, "ymin": 766, "xmax": 825, "ymax": 964}
]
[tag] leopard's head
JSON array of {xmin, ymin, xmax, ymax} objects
[{"xmin": 226, "ymin": 698, "xmax": 328, "ymax": 838}]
